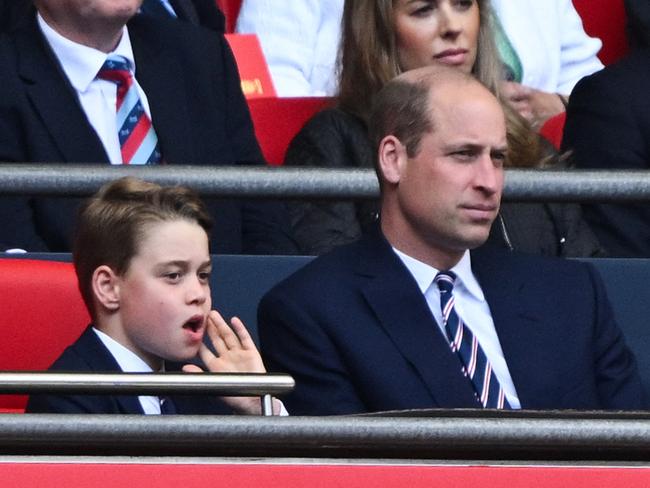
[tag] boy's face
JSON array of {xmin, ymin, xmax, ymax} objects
[{"xmin": 113, "ymin": 219, "xmax": 212, "ymax": 369}]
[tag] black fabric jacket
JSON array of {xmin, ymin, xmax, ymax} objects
[{"xmin": 284, "ymin": 108, "xmax": 604, "ymax": 257}]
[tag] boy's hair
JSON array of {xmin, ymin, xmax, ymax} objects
[{"xmin": 73, "ymin": 177, "xmax": 212, "ymax": 318}]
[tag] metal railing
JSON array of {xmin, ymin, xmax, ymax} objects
[
  {"xmin": 2, "ymin": 164, "xmax": 650, "ymax": 202},
  {"xmin": 2, "ymin": 410, "xmax": 650, "ymax": 460},
  {"xmin": 0, "ymin": 372, "xmax": 295, "ymax": 416}
]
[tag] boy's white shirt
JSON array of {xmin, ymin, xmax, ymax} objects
[{"xmin": 93, "ymin": 327, "xmax": 161, "ymax": 414}]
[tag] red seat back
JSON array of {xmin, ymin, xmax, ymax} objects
[
  {"xmin": 0, "ymin": 259, "xmax": 89, "ymax": 412},
  {"xmin": 216, "ymin": 0, "xmax": 243, "ymax": 33},
  {"xmin": 573, "ymin": 0, "xmax": 630, "ymax": 65},
  {"xmin": 248, "ymin": 97, "xmax": 333, "ymax": 165},
  {"xmin": 539, "ymin": 112, "xmax": 567, "ymax": 150}
]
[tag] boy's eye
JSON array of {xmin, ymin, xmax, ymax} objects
[
  {"xmin": 164, "ymin": 272, "xmax": 182, "ymax": 282},
  {"xmin": 198, "ymin": 271, "xmax": 211, "ymax": 283}
]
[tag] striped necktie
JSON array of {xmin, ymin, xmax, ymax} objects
[
  {"xmin": 435, "ymin": 271, "xmax": 510, "ymax": 409},
  {"xmin": 97, "ymin": 55, "xmax": 162, "ymax": 165}
]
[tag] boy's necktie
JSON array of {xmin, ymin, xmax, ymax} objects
[
  {"xmin": 96, "ymin": 55, "xmax": 162, "ymax": 165},
  {"xmin": 434, "ymin": 271, "xmax": 510, "ymax": 409}
]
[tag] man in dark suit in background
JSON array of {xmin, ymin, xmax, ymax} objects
[
  {"xmin": 0, "ymin": 0, "xmax": 296, "ymax": 254},
  {"xmin": 562, "ymin": 49, "xmax": 650, "ymax": 257},
  {"xmin": 258, "ymin": 66, "xmax": 645, "ymax": 415}
]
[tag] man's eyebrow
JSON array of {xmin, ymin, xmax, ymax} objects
[{"xmin": 443, "ymin": 143, "xmax": 483, "ymax": 152}]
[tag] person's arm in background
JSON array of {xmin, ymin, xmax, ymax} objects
[
  {"xmin": 496, "ymin": 0, "xmax": 603, "ymax": 128},
  {"xmin": 236, "ymin": 0, "xmax": 341, "ymax": 96}
]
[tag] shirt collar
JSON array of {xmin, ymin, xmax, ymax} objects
[
  {"xmin": 37, "ymin": 13, "xmax": 137, "ymax": 93},
  {"xmin": 392, "ymin": 248, "xmax": 486, "ymax": 302},
  {"xmin": 93, "ymin": 327, "xmax": 154, "ymax": 373}
]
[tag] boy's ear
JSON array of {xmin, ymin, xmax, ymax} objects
[{"xmin": 92, "ymin": 265, "xmax": 121, "ymax": 312}]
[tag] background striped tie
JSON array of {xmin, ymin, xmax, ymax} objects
[
  {"xmin": 97, "ymin": 55, "xmax": 162, "ymax": 165},
  {"xmin": 435, "ymin": 271, "xmax": 510, "ymax": 409}
]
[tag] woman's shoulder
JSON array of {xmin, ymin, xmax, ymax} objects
[{"xmin": 284, "ymin": 107, "xmax": 372, "ymax": 168}]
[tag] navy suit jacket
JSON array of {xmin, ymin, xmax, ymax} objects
[
  {"xmin": 258, "ymin": 231, "xmax": 646, "ymax": 415},
  {"xmin": 0, "ymin": 13, "xmax": 296, "ymax": 254},
  {"xmin": 26, "ymin": 326, "xmax": 232, "ymax": 414}
]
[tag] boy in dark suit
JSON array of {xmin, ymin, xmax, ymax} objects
[{"xmin": 27, "ymin": 177, "xmax": 280, "ymax": 415}]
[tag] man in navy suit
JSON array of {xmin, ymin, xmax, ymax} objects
[
  {"xmin": 257, "ymin": 66, "xmax": 646, "ymax": 415},
  {"xmin": 0, "ymin": 0, "xmax": 296, "ymax": 254}
]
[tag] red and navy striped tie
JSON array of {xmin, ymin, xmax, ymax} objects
[
  {"xmin": 97, "ymin": 55, "xmax": 162, "ymax": 165},
  {"xmin": 435, "ymin": 271, "xmax": 510, "ymax": 409}
]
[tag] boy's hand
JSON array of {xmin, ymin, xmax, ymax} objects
[{"xmin": 182, "ymin": 310, "xmax": 281, "ymax": 414}]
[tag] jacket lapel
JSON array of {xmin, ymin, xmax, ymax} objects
[
  {"xmin": 14, "ymin": 19, "xmax": 108, "ymax": 163},
  {"xmin": 356, "ymin": 233, "xmax": 479, "ymax": 408},
  {"xmin": 471, "ymin": 248, "xmax": 545, "ymax": 408},
  {"xmin": 75, "ymin": 327, "xmax": 145, "ymax": 414},
  {"xmin": 129, "ymin": 16, "xmax": 195, "ymax": 164}
]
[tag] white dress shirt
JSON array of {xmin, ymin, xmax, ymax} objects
[
  {"xmin": 93, "ymin": 328, "xmax": 162, "ymax": 414},
  {"xmin": 393, "ymin": 248, "xmax": 521, "ymax": 409},
  {"xmin": 37, "ymin": 14, "xmax": 155, "ymax": 165}
]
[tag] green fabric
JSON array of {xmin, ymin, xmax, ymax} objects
[{"xmin": 493, "ymin": 13, "xmax": 522, "ymax": 82}]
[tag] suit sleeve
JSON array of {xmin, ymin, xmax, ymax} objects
[
  {"xmin": 587, "ymin": 263, "xmax": 648, "ymax": 408},
  {"xmin": 258, "ymin": 287, "xmax": 369, "ymax": 415}
]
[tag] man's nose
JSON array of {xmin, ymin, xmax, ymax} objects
[{"xmin": 474, "ymin": 154, "xmax": 503, "ymax": 195}]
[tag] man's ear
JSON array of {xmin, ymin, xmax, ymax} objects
[
  {"xmin": 377, "ymin": 135, "xmax": 407, "ymax": 185},
  {"xmin": 92, "ymin": 265, "xmax": 120, "ymax": 312}
]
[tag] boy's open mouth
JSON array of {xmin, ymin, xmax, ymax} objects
[{"xmin": 183, "ymin": 316, "xmax": 203, "ymax": 333}]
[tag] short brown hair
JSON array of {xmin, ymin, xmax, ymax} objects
[
  {"xmin": 73, "ymin": 177, "xmax": 212, "ymax": 317},
  {"xmin": 368, "ymin": 76, "xmax": 433, "ymax": 161}
]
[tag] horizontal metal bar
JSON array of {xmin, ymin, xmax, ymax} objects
[
  {"xmin": 2, "ymin": 412, "xmax": 650, "ymax": 460},
  {"xmin": 0, "ymin": 372, "xmax": 294, "ymax": 396},
  {"xmin": 1, "ymin": 164, "xmax": 650, "ymax": 202}
]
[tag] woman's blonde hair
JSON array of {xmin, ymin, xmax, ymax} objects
[{"xmin": 337, "ymin": 0, "xmax": 543, "ymax": 168}]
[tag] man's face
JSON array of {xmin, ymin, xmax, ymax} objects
[
  {"xmin": 387, "ymin": 83, "xmax": 507, "ymax": 264},
  {"xmin": 113, "ymin": 219, "xmax": 212, "ymax": 370},
  {"xmin": 36, "ymin": 0, "xmax": 143, "ymax": 46}
]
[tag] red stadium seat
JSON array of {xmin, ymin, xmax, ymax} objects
[
  {"xmin": 539, "ymin": 112, "xmax": 567, "ymax": 150},
  {"xmin": 216, "ymin": 0, "xmax": 242, "ymax": 33},
  {"xmin": 0, "ymin": 259, "xmax": 89, "ymax": 412},
  {"xmin": 247, "ymin": 97, "xmax": 333, "ymax": 165},
  {"xmin": 573, "ymin": 0, "xmax": 630, "ymax": 65}
]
